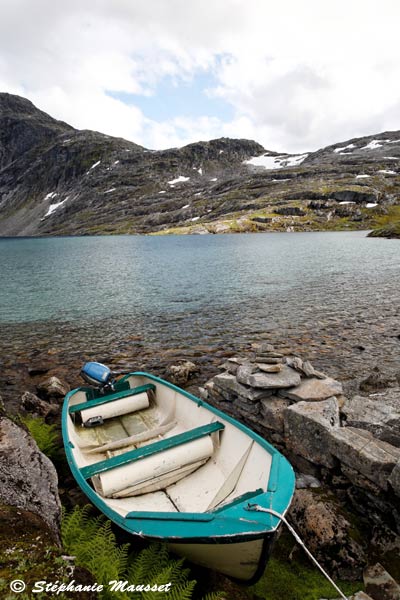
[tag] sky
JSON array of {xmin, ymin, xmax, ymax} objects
[{"xmin": 1, "ymin": 0, "xmax": 400, "ymax": 153}]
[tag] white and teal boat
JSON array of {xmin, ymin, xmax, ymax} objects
[{"xmin": 62, "ymin": 363, "xmax": 295, "ymax": 583}]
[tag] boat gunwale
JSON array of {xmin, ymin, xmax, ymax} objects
[{"xmin": 62, "ymin": 371, "xmax": 295, "ymax": 542}]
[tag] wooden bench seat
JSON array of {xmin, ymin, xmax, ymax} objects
[{"xmin": 80, "ymin": 421, "xmax": 225, "ymax": 480}]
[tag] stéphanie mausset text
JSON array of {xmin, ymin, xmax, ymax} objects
[{"xmin": 32, "ymin": 580, "xmax": 173, "ymax": 594}]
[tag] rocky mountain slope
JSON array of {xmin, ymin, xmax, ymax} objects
[{"xmin": 0, "ymin": 92, "xmax": 399, "ymax": 236}]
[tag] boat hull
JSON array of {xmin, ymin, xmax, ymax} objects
[{"xmin": 169, "ymin": 534, "xmax": 275, "ymax": 582}]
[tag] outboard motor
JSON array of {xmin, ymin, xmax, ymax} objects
[{"xmin": 80, "ymin": 361, "xmax": 116, "ymax": 394}]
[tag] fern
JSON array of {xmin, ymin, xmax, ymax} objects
[
  {"xmin": 19, "ymin": 415, "xmax": 59, "ymax": 458},
  {"xmin": 62, "ymin": 505, "xmax": 224, "ymax": 600}
]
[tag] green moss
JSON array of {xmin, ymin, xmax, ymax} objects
[{"xmin": 250, "ymin": 532, "xmax": 363, "ymax": 600}]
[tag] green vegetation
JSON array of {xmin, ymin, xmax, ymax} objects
[
  {"xmin": 250, "ymin": 531, "xmax": 363, "ymax": 600},
  {"xmin": 19, "ymin": 415, "xmax": 59, "ymax": 459},
  {"xmin": 368, "ymin": 204, "xmax": 400, "ymax": 238},
  {"xmin": 62, "ymin": 505, "xmax": 224, "ymax": 600}
]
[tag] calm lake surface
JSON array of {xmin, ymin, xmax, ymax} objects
[{"xmin": 0, "ymin": 231, "xmax": 399, "ymax": 371}]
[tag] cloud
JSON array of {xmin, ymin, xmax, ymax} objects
[{"xmin": 1, "ymin": 0, "xmax": 400, "ymax": 151}]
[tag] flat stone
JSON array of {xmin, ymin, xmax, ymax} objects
[
  {"xmin": 256, "ymin": 351, "xmax": 284, "ymax": 359},
  {"xmin": 328, "ymin": 427, "xmax": 400, "ymax": 490},
  {"xmin": 212, "ymin": 372, "xmax": 272, "ymax": 402},
  {"xmin": 282, "ymin": 376, "xmax": 343, "ymax": 402},
  {"xmin": 389, "ymin": 460, "xmax": 400, "ymax": 497},
  {"xmin": 254, "ymin": 357, "xmax": 283, "ymax": 365},
  {"xmin": 363, "ymin": 563, "xmax": 400, "ymax": 600},
  {"xmin": 237, "ymin": 364, "xmax": 301, "ymax": 389},
  {"xmin": 257, "ymin": 363, "xmax": 282, "ymax": 373},
  {"xmin": 260, "ymin": 397, "xmax": 290, "ymax": 433},
  {"xmin": 284, "ymin": 398, "xmax": 340, "ymax": 468},
  {"xmin": 342, "ymin": 392, "xmax": 400, "ymax": 447}
]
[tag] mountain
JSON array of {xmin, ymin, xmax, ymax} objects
[{"xmin": 0, "ymin": 92, "xmax": 399, "ymax": 236}]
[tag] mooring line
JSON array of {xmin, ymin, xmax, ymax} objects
[{"xmin": 245, "ymin": 504, "xmax": 348, "ymax": 600}]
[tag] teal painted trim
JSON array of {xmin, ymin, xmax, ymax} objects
[
  {"xmin": 213, "ymin": 488, "xmax": 263, "ymax": 513},
  {"xmin": 267, "ymin": 454, "xmax": 280, "ymax": 492},
  {"xmin": 69, "ymin": 383, "xmax": 155, "ymax": 414},
  {"xmin": 126, "ymin": 511, "xmax": 215, "ymax": 522},
  {"xmin": 80, "ymin": 421, "xmax": 225, "ymax": 479}
]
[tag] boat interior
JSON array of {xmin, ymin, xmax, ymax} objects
[{"xmin": 67, "ymin": 375, "xmax": 273, "ymax": 517}]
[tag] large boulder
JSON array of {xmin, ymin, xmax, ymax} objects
[
  {"xmin": 284, "ymin": 397, "xmax": 340, "ymax": 468},
  {"xmin": 0, "ymin": 416, "xmax": 61, "ymax": 540},
  {"xmin": 289, "ymin": 489, "xmax": 367, "ymax": 580},
  {"xmin": 328, "ymin": 427, "xmax": 400, "ymax": 491},
  {"xmin": 342, "ymin": 391, "xmax": 400, "ymax": 447}
]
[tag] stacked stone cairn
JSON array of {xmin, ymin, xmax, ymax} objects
[{"xmin": 201, "ymin": 343, "xmax": 400, "ymax": 530}]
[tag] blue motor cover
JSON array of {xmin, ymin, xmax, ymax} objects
[{"xmin": 80, "ymin": 362, "xmax": 112, "ymax": 387}]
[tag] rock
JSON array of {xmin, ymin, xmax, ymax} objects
[
  {"xmin": 295, "ymin": 473, "xmax": 322, "ymax": 489},
  {"xmin": 254, "ymin": 356, "xmax": 283, "ymax": 364},
  {"xmin": 260, "ymin": 397, "xmax": 290, "ymax": 433},
  {"xmin": 20, "ymin": 391, "xmax": 59, "ymax": 418},
  {"xmin": 359, "ymin": 369, "xmax": 399, "ymax": 394},
  {"xmin": 257, "ymin": 363, "xmax": 282, "ymax": 373},
  {"xmin": 389, "ymin": 460, "xmax": 400, "ymax": 497},
  {"xmin": 220, "ymin": 357, "xmax": 248, "ymax": 375},
  {"xmin": 0, "ymin": 416, "xmax": 61, "ymax": 540},
  {"xmin": 328, "ymin": 427, "xmax": 400, "ymax": 491},
  {"xmin": 213, "ymin": 222, "xmax": 231, "ymax": 234},
  {"xmin": 350, "ymin": 593, "xmax": 375, "ymax": 600},
  {"xmin": 36, "ymin": 375, "xmax": 69, "ymax": 400},
  {"xmin": 289, "ymin": 489, "xmax": 367, "ymax": 580},
  {"xmin": 363, "ymin": 563, "xmax": 400, "ymax": 600},
  {"xmin": 234, "ymin": 399, "xmax": 260, "ymax": 415},
  {"xmin": 258, "ymin": 343, "xmax": 275, "ymax": 352},
  {"xmin": 237, "ymin": 364, "xmax": 301, "ymax": 389},
  {"xmin": 256, "ymin": 351, "xmax": 284, "ymax": 359},
  {"xmin": 167, "ymin": 360, "xmax": 199, "ymax": 385},
  {"xmin": 212, "ymin": 372, "xmax": 272, "ymax": 402},
  {"xmin": 282, "ymin": 376, "xmax": 343, "ymax": 402},
  {"xmin": 340, "ymin": 464, "xmax": 382, "ymax": 495},
  {"xmin": 342, "ymin": 391, "xmax": 400, "ymax": 447},
  {"xmin": 284, "ymin": 397, "xmax": 340, "ymax": 468}
]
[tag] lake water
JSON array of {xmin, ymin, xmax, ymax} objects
[{"xmin": 0, "ymin": 231, "xmax": 399, "ymax": 375}]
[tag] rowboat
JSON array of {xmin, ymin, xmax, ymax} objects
[{"xmin": 62, "ymin": 363, "xmax": 295, "ymax": 583}]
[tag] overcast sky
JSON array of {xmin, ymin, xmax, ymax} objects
[{"xmin": 1, "ymin": 0, "xmax": 400, "ymax": 152}]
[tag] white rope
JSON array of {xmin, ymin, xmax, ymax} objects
[{"xmin": 245, "ymin": 504, "xmax": 348, "ymax": 600}]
